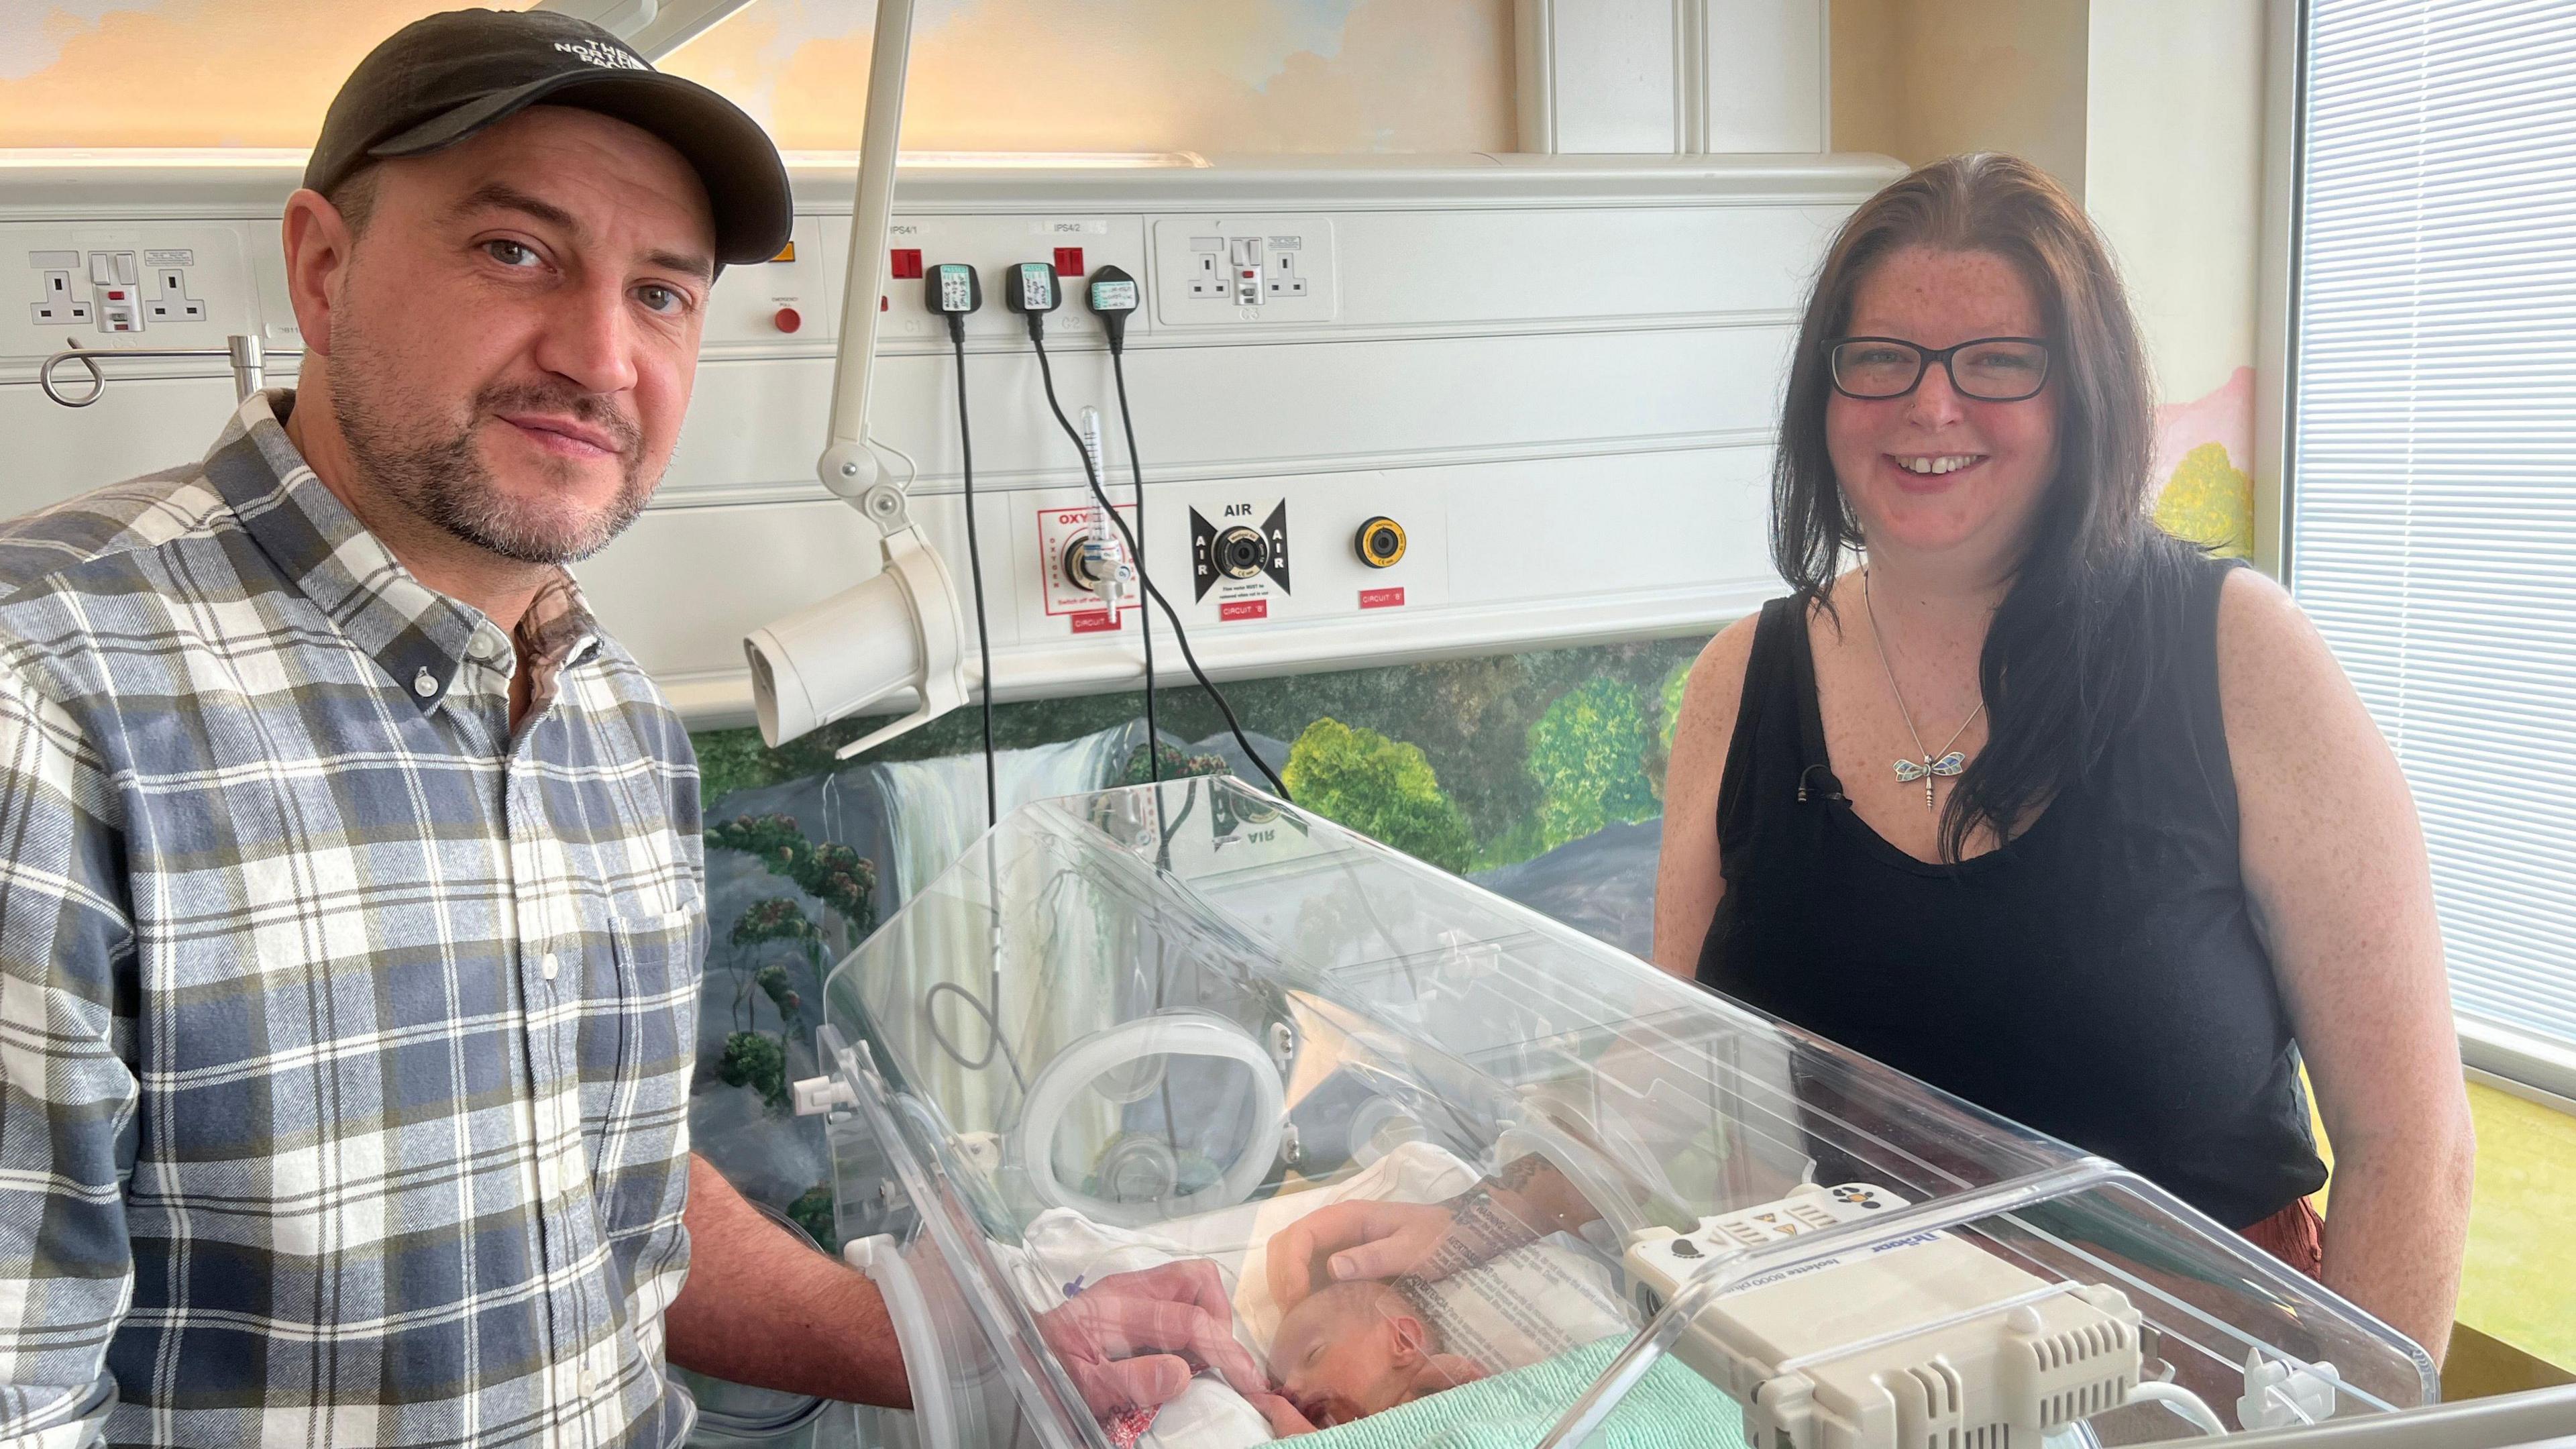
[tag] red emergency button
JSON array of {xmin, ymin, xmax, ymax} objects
[{"xmin": 773, "ymin": 307, "xmax": 802, "ymax": 333}]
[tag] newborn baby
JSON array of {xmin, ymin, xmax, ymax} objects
[{"xmin": 1264, "ymin": 1279, "xmax": 1489, "ymax": 1432}]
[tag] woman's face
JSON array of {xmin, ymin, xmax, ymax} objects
[{"xmin": 1825, "ymin": 246, "xmax": 2059, "ymax": 576}]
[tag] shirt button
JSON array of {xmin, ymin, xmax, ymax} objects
[
  {"xmin": 411, "ymin": 667, "xmax": 438, "ymax": 698},
  {"xmin": 541, "ymin": 952, "xmax": 560, "ymax": 981}
]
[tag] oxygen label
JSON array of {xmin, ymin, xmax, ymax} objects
[{"xmin": 1036, "ymin": 504, "xmax": 1140, "ymax": 619}]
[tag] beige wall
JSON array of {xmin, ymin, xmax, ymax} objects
[
  {"xmin": 1829, "ymin": 0, "xmax": 2267, "ymax": 559},
  {"xmin": 0, "ymin": 0, "xmax": 1514, "ymax": 155},
  {"xmin": 2084, "ymin": 0, "xmax": 2265, "ymax": 407},
  {"xmin": 1831, "ymin": 0, "xmax": 2090, "ymax": 197},
  {"xmin": 2086, "ymin": 0, "xmax": 2269, "ymax": 561}
]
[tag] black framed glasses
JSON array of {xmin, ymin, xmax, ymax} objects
[{"xmin": 1828, "ymin": 336, "xmax": 2053, "ymax": 402}]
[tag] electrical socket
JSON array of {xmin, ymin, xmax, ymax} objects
[
  {"xmin": 147, "ymin": 266, "xmax": 205, "ymax": 323},
  {"xmin": 1265, "ymin": 251, "xmax": 1307, "ymax": 299},
  {"xmin": 28, "ymin": 268, "xmax": 91, "ymax": 325},
  {"xmin": 1153, "ymin": 216, "xmax": 1334, "ymax": 326}
]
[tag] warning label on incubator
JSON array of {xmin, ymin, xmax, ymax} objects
[
  {"xmin": 1360, "ymin": 587, "xmax": 1405, "ymax": 610},
  {"xmin": 1069, "ymin": 611, "xmax": 1123, "ymax": 634},
  {"xmin": 1219, "ymin": 599, "xmax": 1268, "ymax": 622}
]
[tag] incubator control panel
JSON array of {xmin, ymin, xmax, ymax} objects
[{"xmin": 1628, "ymin": 1184, "xmax": 2146, "ymax": 1449}]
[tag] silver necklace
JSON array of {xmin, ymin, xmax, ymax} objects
[{"xmin": 1862, "ymin": 568, "xmax": 1985, "ymax": 810}]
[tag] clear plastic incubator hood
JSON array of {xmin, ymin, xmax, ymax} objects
[{"xmin": 797, "ymin": 779, "xmax": 2451, "ymax": 1449}]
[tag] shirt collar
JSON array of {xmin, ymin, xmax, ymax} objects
[{"xmin": 201, "ymin": 389, "xmax": 602, "ymax": 714}]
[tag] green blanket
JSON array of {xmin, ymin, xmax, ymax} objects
[{"xmin": 1294, "ymin": 1336, "xmax": 1747, "ymax": 1449}]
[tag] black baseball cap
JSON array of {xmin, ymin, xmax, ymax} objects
[{"xmin": 305, "ymin": 8, "xmax": 792, "ymax": 266}]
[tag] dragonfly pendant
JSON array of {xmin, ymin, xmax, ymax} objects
[{"xmin": 1893, "ymin": 751, "xmax": 1967, "ymax": 808}]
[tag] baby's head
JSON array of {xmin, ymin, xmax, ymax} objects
[{"xmin": 1267, "ymin": 1280, "xmax": 1485, "ymax": 1428}]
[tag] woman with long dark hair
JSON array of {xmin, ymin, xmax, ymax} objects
[{"xmin": 1654, "ymin": 154, "xmax": 2472, "ymax": 1358}]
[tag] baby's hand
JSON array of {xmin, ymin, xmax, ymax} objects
[
  {"xmin": 1036, "ymin": 1260, "xmax": 1267, "ymax": 1415},
  {"xmin": 1246, "ymin": 1391, "xmax": 1320, "ymax": 1438},
  {"xmin": 1424, "ymin": 1353, "xmax": 1488, "ymax": 1391}
]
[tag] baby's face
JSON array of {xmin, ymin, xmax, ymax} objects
[{"xmin": 1267, "ymin": 1283, "xmax": 1417, "ymax": 1428}]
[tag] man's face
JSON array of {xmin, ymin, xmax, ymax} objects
[{"xmin": 321, "ymin": 105, "xmax": 716, "ymax": 565}]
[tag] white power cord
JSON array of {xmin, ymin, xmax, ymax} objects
[{"xmin": 2127, "ymin": 1381, "xmax": 2231, "ymax": 1438}]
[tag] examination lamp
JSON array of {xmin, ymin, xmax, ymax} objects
[{"xmin": 737, "ymin": 0, "xmax": 976, "ymax": 757}]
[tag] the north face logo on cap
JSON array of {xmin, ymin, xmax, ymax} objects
[{"xmin": 554, "ymin": 38, "xmax": 650, "ymax": 72}]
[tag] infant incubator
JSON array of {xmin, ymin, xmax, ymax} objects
[{"xmin": 791, "ymin": 778, "xmax": 2449, "ymax": 1449}]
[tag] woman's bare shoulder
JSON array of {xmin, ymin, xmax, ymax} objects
[
  {"xmin": 1670, "ymin": 610, "xmax": 1767, "ymax": 776},
  {"xmin": 2213, "ymin": 564, "xmax": 2347, "ymax": 730}
]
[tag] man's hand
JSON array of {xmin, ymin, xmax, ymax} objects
[
  {"xmin": 1265, "ymin": 1200, "xmax": 1460, "ymax": 1311},
  {"xmin": 1036, "ymin": 1260, "xmax": 1268, "ymax": 1417}
]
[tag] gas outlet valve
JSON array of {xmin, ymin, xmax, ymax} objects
[
  {"xmin": 1355, "ymin": 517, "xmax": 1407, "ymax": 568},
  {"xmin": 1215, "ymin": 525, "xmax": 1270, "ymax": 580}
]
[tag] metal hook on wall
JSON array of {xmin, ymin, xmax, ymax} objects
[{"xmin": 40, "ymin": 333, "xmax": 267, "ymax": 408}]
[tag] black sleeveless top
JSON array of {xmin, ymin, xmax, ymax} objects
[{"xmin": 1697, "ymin": 556, "xmax": 2326, "ymax": 1228}]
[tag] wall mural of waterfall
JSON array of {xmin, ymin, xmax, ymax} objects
[{"xmin": 685, "ymin": 633, "xmax": 1715, "ymax": 1232}]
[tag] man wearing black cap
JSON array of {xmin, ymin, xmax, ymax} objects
[{"xmin": 0, "ymin": 11, "xmax": 1272, "ymax": 1446}]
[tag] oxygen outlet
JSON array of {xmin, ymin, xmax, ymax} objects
[
  {"xmin": 1064, "ymin": 535, "xmax": 1105, "ymax": 592},
  {"xmin": 1355, "ymin": 516, "xmax": 1407, "ymax": 568}
]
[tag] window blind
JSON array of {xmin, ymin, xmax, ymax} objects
[{"xmin": 2294, "ymin": 0, "xmax": 2576, "ymax": 1048}]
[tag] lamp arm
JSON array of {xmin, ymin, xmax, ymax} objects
[
  {"xmin": 738, "ymin": 0, "xmax": 972, "ymax": 758},
  {"xmin": 818, "ymin": 0, "xmax": 921, "ymax": 527}
]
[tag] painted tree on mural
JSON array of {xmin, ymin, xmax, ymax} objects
[
  {"xmin": 1282, "ymin": 717, "xmax": 1477, "ymax": 872},
  {"xmin": 704, "ymin": 814, "xmax": 880, "ymax": 1115},
  {"xmin": 1121, "ymin": 741, "xmax": 1233, "ymax": 785},
  {"xmin": 2154, "ymin": 442, "xmax": 2255, "ymax": 557},
  {"xmin": 1526, "ymin": 676, "xmax": 1659, "ymax": 851},
  {"xmin": 713, "ymin": 898, "xmax": 820, "ymax": 1111},
  {"xmin": 706, "ymin": 814, "xmax": 878, "ymax": 947}
]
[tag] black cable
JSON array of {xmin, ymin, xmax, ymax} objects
[
  {"xmin": 1084, "ymin": 268, "xmax": 1159, "ymax": 784},
  {"xmin": 1025, "ymin": 318, "xmax": 1292, "ymax": 803},
  {"xmin": 1106, "ymin": 345, "xmax": 1161, "ymax": 784},
  {"xmin": 951, "ymin": 315, "xmax": 997, "ymax": 828}
]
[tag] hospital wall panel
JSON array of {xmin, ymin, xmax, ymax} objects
[{"xmin": 0, "ymin": 154, "xmax": 1898, "ymax": 729}]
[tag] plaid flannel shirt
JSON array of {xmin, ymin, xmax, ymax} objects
[{"xmin": 0, "ymin": 391, "xmax": 706, "ymax": 1448}]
